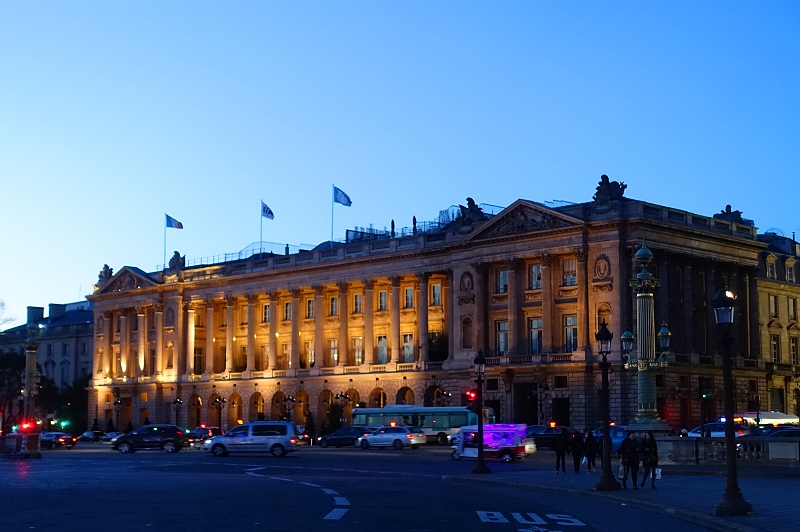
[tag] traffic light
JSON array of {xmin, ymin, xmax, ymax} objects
[
  {"xmin": 465, "ymin": 389, "xmax": 477, "ymax": 412},
  {"xmin": 699, "ymin": 376, "xmax": 712, "ymax": 399}
]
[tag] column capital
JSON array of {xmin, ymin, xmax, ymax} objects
[
  {"xmin": 153, "ymin": 303, "xmax": 164, "ymax": 313},
  {"xmin": 504, "ymin": 258, "xmax": 522, "ymax": 270},
  {"xmin": 470, "ymin": 262, "xmax": 487, "ymax": 275},
  {"xmin": 539, "ymin": 253, "xmax": 554, "ymax": 266},
  {"xmin": 363, "ymin": 279, "xmax": 375, "ymax": 290},
  {"xmin": 389, "ymin": 275, "xmax": 401, "ymax": 287},
  {"xmin": 268, "ymin": 290, "xmax": 279, "ymax": 301},
  {"xmin": 291, "ymin": 288, "xmax": 302, "ymax": 299},
  {"xmin": 574, "ymin": 247, "xmax": 589, "ymax": 263},
  {"xmin": 134, "ymin": 306, "xmax": 147, "ymax": 315},
  {"xmin": 224, "ymin": 295, "xmax": 237, "ymax": 307},
  {"xmin": 246, "ymin": 293, "xmax": 259, "ymax": 305},
  {"xmin": 313, "ymin": 285, "xmax": 325, "ymax": 296},
  {"xmin": 417, "ymin": 271, "xmax": 431, "ymax": 283},
  {"xmin": 337, "ymin": 281, "xmax": 349, "ymax": 292}
]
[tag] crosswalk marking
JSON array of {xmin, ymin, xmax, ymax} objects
[
  {"xmin": 324, "ymin": 509, "xmax": 348, "ymax": 520},
  {"xmin": 321, "ymin": 488, "xmax": 339, "ymax": 495},
  {"xmin": 333, "ymin": 497, "xmax": 350, "ymax": 506}
]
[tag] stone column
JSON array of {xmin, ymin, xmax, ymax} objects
[
  {"xmin": 174, "ymin": 295, "xmax": 184, "ymax": 375},
  {"xmin": 314, "ymin": 286, "xmax": 324, "ymax": 367},
  {"xmin": 225, "ymin": 297, "xmax": 235, "ymax": 373},
  {"xmin": 506, "ymin": 260, "xmax": 519, "ymax": 355},
  {"xmin": 363, "ymin": 281, "xmax": 374, "ymax": 365},
  {"xmin": 657, "ymin": 252, "xmax": 669, "ymax": 328},
  {"xmin": 185, "ymin": 303, "xmax": 196, "ymax": 378},
  {"xmin": 682, "ymin": 256, "xmax": 694, "ymax": 353},
  {"xmin": 102, "ymin": 313, "xmax": 112, "ymax": 375},
  {"xmin": 268, "ymin": 292, "xmax": 278, "ymax": 370},
  {"xmin": 154, "ymin": 304, "xmax": 164, "ymax": 377},
  {"xmin": 445, "ymin": 271, "xmax": 454, "ymax": 361},
  {"xmin": 418, "ymin": 272, "xmax": 430, "ymax": 362},
  {"xmin": 540, "ymin": 255, "xmax": 553, "ymax": 352},
  {"xmin": 472, "ymin": 263, "xmax": 488, "ymax": 353},
  {"xmin": 630, "ymin": 247, "xmax": 639, "ymax": 336},
  {"xmin": 136, "ymin": 308, "xmax": 146, "ymax": 377},
  {"xmin": 575, "ymin": 249, "xmax": 589, "ymax": 352},
  {"xmin": 291, "ymin": 288, "xmax": 300, "ymax": 371},
  {"xmin": 204, "ymin": 301, "xmax": 214, "ymax": 376},
  {"xmin": 246, "ymin": 294, "xmax": 256, "ymax": 373},
  {"xmin": 390, "ymin": 276, "xmax": 401, "ymax": 363},
  {"xmin": 747, "ymin": 268, "xmax": 759, "ymax": 359},
  {"xmin": 706, "ymin": 262, "xmax": 718, "ymax": 356},
  {"xmin": 338, "ymin": 282, "xmax": 349, "ymax": 366},
  {"xmin": 119, "ymin": 313, "xmax": 128, "ymax": 377}
]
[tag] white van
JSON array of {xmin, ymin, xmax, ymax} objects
[{"xmin": 203, "ymin": 421, "xmax": 298, "ymax": 457}]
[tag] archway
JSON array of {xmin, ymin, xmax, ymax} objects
[
  {"xmin": 369, "ymin": 387, "xmax": 387, "ymax": 408},
  {"xmin": 249, "ymin": 392, "xmax": 264, "ymax": 421},
  {"xmin": 318, "ymin": 390, "xmax": 334, "ymax": 434},
  {"xmin": 343, "ymin": 388, "xmax": 360, "ymax": 425},
  {"xmin": 396, "ymin": 386, "xmax": 415, "ymax": 405},
  {"xmin": 208, "ymin": 393, "xmax": 222, "ymax": 428},
  {"xmin": 228, "ymin": 393, "xmax": 243, "ymax": 427},
  {"xmin": 295, "ymin": 390, "xmax": 310, "ymax": 425},
  {"xmin": 188, "ymin": 394, "xmax": 202, "ymax": 427},
  {"xmin": 271, "ymin": 391, "xmax": 285, "ymax": 421},
  {"xmin": 424, "ymin": 385, "xmax": 448, "ymax": 407}
]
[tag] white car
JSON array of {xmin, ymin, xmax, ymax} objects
[
  {"xmin": 358, "ymin": 425, "xmax": 426, "ymax": 450},
  {"xmin": 203, "ymin": 421, "xmax": 298, "ymax": 457}
]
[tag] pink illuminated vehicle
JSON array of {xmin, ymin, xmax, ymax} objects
[{"xmin": 451, "ymin": 423, "xmax": 536, "ymax": 463}]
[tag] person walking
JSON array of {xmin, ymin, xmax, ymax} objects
[
  {"xmin": 553, "ymin": 429, "xmax": 570, "ymax": 474},
  {"xmin": 584, "ymin": 431, "xmax": 598, "ymax": 473},
  {"xmin": 571, "ymin": 432, "xmax": 585, "ymax": 473},
  {"xmin": 640, "ymin": 431, "xmax": 659, "ymax": 489},
  {"xmin": 618, "ymin": 432, "xmax": 640, "ymax": 490}
]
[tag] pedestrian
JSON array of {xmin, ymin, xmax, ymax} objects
[
  {"xmin": 640, "ymin": 431, "xmax": 659, "ymax": 489},
  {"xmin": 584, "ymin": 431, "xmax": 598, "ymax": 473},
  {"xmin": 571, "ymin": 432, "xmax": 585, "ymax": 473},
  {"xmin": 553, "ymin": 429, "xmax": 570, "ymax": 474},
  {"xmin": 617, "ymin": 432, "xmax": 640, "ymax": 490}
]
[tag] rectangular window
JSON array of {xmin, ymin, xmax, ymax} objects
[
  {"xmin": 329, "ymin": 339, "xmax": 338, "ymax": 365},
  {"xmin": 790, "ymin": 337, "xmax": 798, "ymax": 365},
  {"xmin": 563, "ymin": 259, "xmax": 577, "ymax": 286},
  {"xmin": 432, "ymin": 284, "xmax": 441, "ymax": 306},
  {"xmin": 405, "ymin": 287, "xmax": 414, "ymax": 309},
  {"xmin": 193, "ymin": 347, "xmax": 204, "ymax": 374},
  {"xmin": 554, "ymin": 375, "xmax": 568, "ymax": 389},
  {"xmin": 788, "ymin": 265, "xmax": 795, "ymax": 283},
  {"xmin": 769, "ymin": 294, "xmax": 777, "ymax": 318},
  {"xmin": 82, "ymin": 342, "xmax": 87, "ymax": 355},
  {"xmin": 767, "ymin": 262, "xmax": 776, "ymax": 279},
  {"xmin": 263, "ymin": 304, "xmax": 270, "ymax": 323},
  {"xmin": 150, "ymin": 349, "xmax": 156, "ymax": 372},
  {"xmin": 353, "ymin": 293, "xmax": 363, "ymax": 314},
  {"xmin": 402, "ymin": 333, "xmax": 414, "ymax": 363},
  {"xmin": 283, "ymin": 302, "xmax": 292, "ymax": 321},
  {"xmin": 330, "ymin": 297, "xmax": 338, "ymax": 317},
  {"xmin": 496, "ymin": 321, "xmax": 508, "ymax": 355},
  {"xmin": 132, "ymin": 317, "xmax": 138, "ymax": 331},
  {"xmin": 790, "ymin": 298, "xmax": 796, "ymax": 321},
  {"xmin": 304, "ymin": 341, "xmax": 315, "ymax": 367},
  {"xmin": 564, "ymin": 314, "xmax": 578, "ymax": 352},
  {"xmin": 306, "ymin": 299, "xmax": 314, "ymax": 319},
  {"xmin": 378, "ymin": 290, "xmax": 387, "ymax": 311},
  {"xmin": 497, "ymin": 269, "xmax": 508, "ymax": 293},
  {"xmin": 771, "ymin": 335, "xmax": 780, "ymax": 363},
  {"xmin": 47, "ymin": 344, "xmax": 53, "ymax": 357},
  {"xmin": 353, "ymin": 337, "xmax": 363, "ymax": 365},
  {"xmin": 529, "ymin": 264, "xmax": 542, "ymax": 290},
  {"xmin": 377, "ymin": 335, "xmax": 388, "ymax": 364},
  {"xmin": 63, "ymin": 343, "xmax": 69, "ymax": 356},
  {"xmin": 529, "ymin": 317, "xmax": 543, "ymax": 354},
  {"xmin": 282, "ymin": 343, "xmax": 290, "ymax": 368},
  {"xmin": 241, "ymin": 306, "xmax": 247, "ymax": 325}
]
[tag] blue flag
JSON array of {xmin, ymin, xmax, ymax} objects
[
  {"xmin": 165, "ymin": 214, "xmax": 183, "ymax": 229},
  {"xmin": 333, "ymin": 186, "xmax": 352, "ymax": 207},
  {"xmin": 261, "ymin": 201, "xmax": 274, "ymax": 220}
]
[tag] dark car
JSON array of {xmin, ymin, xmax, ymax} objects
[
  {"xmin": 192, "ymin": 426, "xmax": 224, "ymax": 442},
  {"xmin": 530, "ymin": 426, "xmax": 575, "ymax": 450},
  {"xmin": 111, "ymin": 424, "xmax": 186, "ymax": 453},
  {"xmin": 41, "ymin": 432, "xmax": 76, "ymax": 449},
  {"xmin": 317, "ymin": 426, "xmax": 376, "ymax": 448},
  {"xmin": 78, "ymin": 430, "xmax": 102, "ymax": 442}
]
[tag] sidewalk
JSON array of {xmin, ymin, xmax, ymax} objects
[{"xmin": 444, "ymin": 464, "xmax": 798, "ymax": 532}]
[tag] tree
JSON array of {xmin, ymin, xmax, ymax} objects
[{"xmin": 0, "ymin": 353, "xmax": 24, "ymax": 431}]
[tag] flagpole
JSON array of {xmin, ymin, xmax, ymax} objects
[
  {"xmin": 331, "ymin": 184, "xmax": 335, "ymax": 245},
  {"xmin": 163, "ymin": 219, "xmax": 167, "ymax": 270},
  {"xmin": 260, "ymin": 200, "xmax": 263, "ymax": 258}
]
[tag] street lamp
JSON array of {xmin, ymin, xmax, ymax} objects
[
  {"xmin": 594, "ymin": 320, "xmax": 621, "ymax": 491},
  {"xmin": 172, "ymin": 397, "xmax": 183, "ymax": 426},
  {"xmin": 471, "ymin": 349, "xmax": 491, "ymax": 475},
  {"xmin": 335, "ymin": 392, "xmax": 351, "ymax": 424},
  {"xmin": 712, "ymin": 289, "xmax": 753, "ymax": 516},
  {"xmin": 282, "ymin": 395, "xmax": 296, "ymax": 421},
  {"xmin": 113, "ymin": 399, "xmax": 122, "ymax": 433},
  {"xmin": 212, "ymin": 396, "xmax": 226, "ymax": 429}
]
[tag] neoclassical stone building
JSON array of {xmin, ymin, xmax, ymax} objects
[{"xmin": 87, "ymin": 177, "xmax": 781, "ymax": 434}]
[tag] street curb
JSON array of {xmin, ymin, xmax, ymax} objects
[
  {"xmin": 441, "ymin": 475, "xmax": 759, "ymax": 532},
  {"xmin": 664, "ymin": 469, "xmax": 800, "ymax": 479}
]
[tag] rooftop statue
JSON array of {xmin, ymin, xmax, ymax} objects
[
  {"xmin": 168, "ymin": 251, "xmax": 186, "ymax": 271},
  {"xmin": 593, "ymin": 174, "xmax": 627, "ymax": 203},
  {"xmin": 97, "ymin": 264, "xmax": 113, "ymax": 284}
]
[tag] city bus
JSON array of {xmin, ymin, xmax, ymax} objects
[{"xmin": 351, "ymin": 405, "xmax": 494, "ymax": 445}]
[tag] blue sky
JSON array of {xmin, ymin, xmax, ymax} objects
[{"xmin": 1, "ymin": 2, "xmax": 798, "ymax": 326}]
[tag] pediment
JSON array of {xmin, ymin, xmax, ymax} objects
[
  {"xmin": 96, "ymin": 267, "xmax": 159, "ymax": 294},
  {"xmin": 464, "ymin": 200, "xmax": 583, "ymax": 242}
]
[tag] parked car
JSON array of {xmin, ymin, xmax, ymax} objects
[
  {"xmin": 182, "ymin": 431, "xmax": 203, "ymax": 450},
  {"xmin": 111, "ymin": 425, "xmax": 186, "ymax": 453},
  {"xmin": 78, "ymin": 430, "xmax": 102, "ymax": 442},
  {"xmin": 101, "ymin": 432, "xmax": 119, "ymax": 443},
  {"xmin": 357, "ymin": 426, "xmax": 426, "ymax": 450},
  {"xmin": 53, "ymin": 432, "xmax": 77, "ymax": 449},
  {"xmin": 204, "ymin": 421, "xmax": 298, "ymax": 457},
  {"xmin": 529, "ymin": 426, "xmax": 575, "ymax": 450},
  {"xmin": 687, "ymin": 423, "xmax": 749, "ymax": 437},
  {"xmin": 192, "ymin": 426, "xmax": 224, "ymax": 442},
  {"xmin": 524, "ymin": 425, "xmax": 549, "ymax": 438},
  {"xmin": 591, "ymin": 425, "xmax": 628, "ymax": 452},
  {"xmin": 318, "ymin": 426, "xmax": 376, "ymax": 448}
]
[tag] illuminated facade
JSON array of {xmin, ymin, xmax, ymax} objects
[{"xmin": 87, "ymin": 177, "xmax": 784, "ymax": 434}]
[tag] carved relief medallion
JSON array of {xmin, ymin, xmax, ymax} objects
[
  {"xmin": 594, "ymin": 254, "xmax": 611, "ymax": 280},
  {"xmin": 96, "ymin": 317, "xmax": 104, "ymax": 333},
  {"xmin": 459, "ymin": 272, "xmax": 474, "ymax": 294},
  {"xmin": 165, "ymin": 308, "xmax": 175, "ymax": 326}
]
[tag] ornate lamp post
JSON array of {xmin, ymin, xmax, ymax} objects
[
  {"xmin": 335, "ymin": 392, "xmax": 350, "ymax": 424},
  {"xmin": 212, "ymin": 396, "xmax": 226, "ymax": 428},
  {"xmin": 471, "ymin": 350, "xmax": 491, "ymax": 475},
  {"xmin": 712, "ymin": 289, "xmax": 753, "ymax": 516},
  {"xmin": 113, "ymin": 399, "xmax": 122, "ymax": 433},
  {"xmin": 172, "ymin": 397, "xmax": 183, "ymax": 426},
  {"xmin": 594, "ymin": 320, "xmax": 621, "ymax": 491},
  {"xmin": 14, "ymin": 323, "xmax": 43, "ymax": 457},
  {"xmin": 282, "ymin": 395, "xmax": 296, "ymax": 421}
]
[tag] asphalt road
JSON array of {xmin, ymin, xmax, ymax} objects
[{"xmin": 0, "ymin": 443, "xmax": 712, "ymax": 532}]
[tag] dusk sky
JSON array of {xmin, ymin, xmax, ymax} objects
[{"xmin": 1, "ymin": 2, "xmax": 798, "ymax": 326}]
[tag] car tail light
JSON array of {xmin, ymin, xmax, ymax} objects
[
  {"xmin": 406, "ymin": 434, "xmax": 413, "ymax": 439},
  {"xmin": 176, "ymin": 430, "xmax": 183, "ymax": 435},
  {"xmin": 290, "ymin": 438, "xmax": 297, "ymax": 444},
  {"xmin": 737, "ymin": 430, "xmax": 745, "ymax": 436}
]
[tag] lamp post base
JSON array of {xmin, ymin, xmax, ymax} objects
[
  {"xmin": 594, "ymin": 471, "xmax": 621, "ymax": 491},
  {"xmin": 471, "ymin": 461, "xmax": 492, "ymax": 475},
  {"xmin": 714, "ymin": 488, "xmax": 754, "ymax": 516}
]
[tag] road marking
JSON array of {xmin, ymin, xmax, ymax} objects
[
  {"xmin": 321, "ymin": 488, "xmax": 339, "ymax": 495},
  {"xmin": 333, "ymin": 497, "xmax": 350, "ymax": 505},
  {"xmin": 246, "ymin": 467, "xmax": 265, "ymax": 472},
  {"xmin": 299, "ymin": 482, "xmax": 321, "ymax": 488},
  {"xmin": 268, "ymin": 476, "xmax": 293, "ymax": 481},
  {"xmin": 476, "ymin": 513, "xmax": 585, "ymax": 527},
  {"xmin": 246, "ymin": 472, "xmax": 261, "ymax": 477},
  {"xmin": 323, "ymin": 509, "xmax": 349, "ymax": 520},
  {"xmin": 478, "ymin": 511, "xmax": 509, "ymax": 523},
  {"xmin": 512, "ymin": 514, "xmax": 546, "ymax": 525}
]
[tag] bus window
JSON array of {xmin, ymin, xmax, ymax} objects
[
  {"xmin": 367, "ymin": 414, "xmax": 384, "ymax": 426},
  {"xmin": 352, "ymin": 414, "xmax": 367, "ymax": 425},
  {"xmin": 451, "ymin": 413, "xmax": 468, "ymax": 428}
]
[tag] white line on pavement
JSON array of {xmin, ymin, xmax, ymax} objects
[
  {"xmin": 323, "ymin": 509, "xmax": 348, "ymax": 520},
  {"xmin": 268, "ymin": 476, "xmax": 294, "ymax": 481},
  {"xmin": 299, "ymin": 482, "xmax": 321, "ymax": 487},
  {"xmin": 321, "ymin": 488, "xmax": 339, "ymax": 495},
  {"xmin": 333, "ymin": 497, "xmax": 350, "ymax": 506}
]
